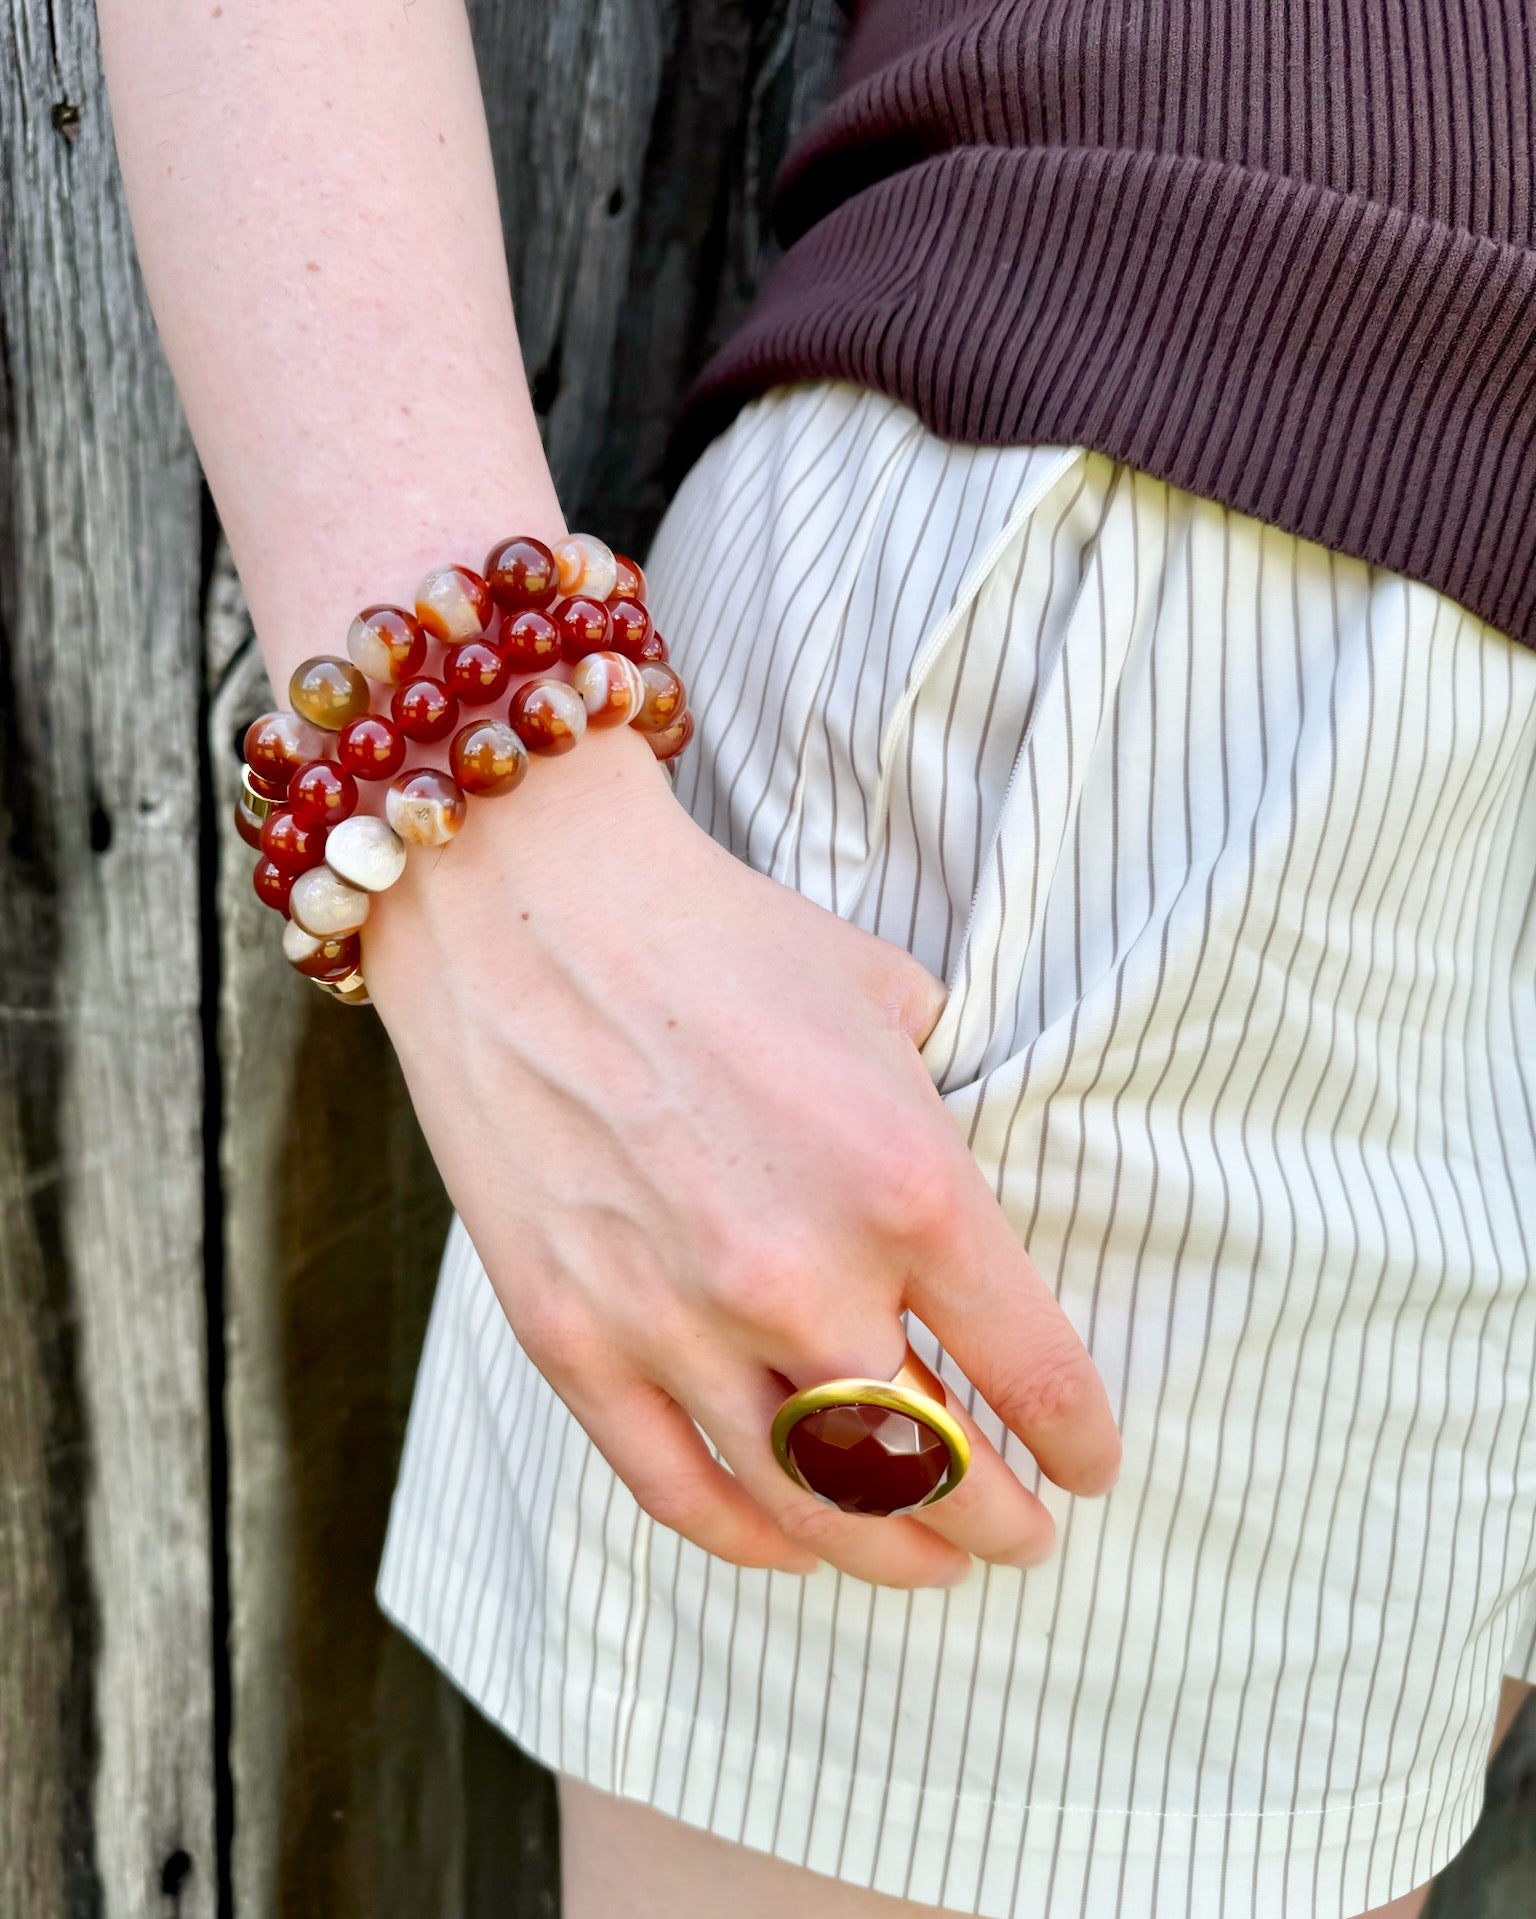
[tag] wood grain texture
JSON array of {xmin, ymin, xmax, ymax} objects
[{"xmin": 0, "ymin": 3, "xmax": 215, "ymax": 1915}]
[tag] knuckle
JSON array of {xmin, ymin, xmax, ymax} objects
[
  {"xmin": 709, "ymin": 1243, "xmax": 813, "ymax": 1334},
  {"xmin": 865, "ymin": 1131, "xmax": 962, "ymax": 1244},
  {"xmin": 515, "ymin": 1290, "xmax": 593, "ymax": 1380},
  {"xmin": 995, "ymin": 1346, "xmax": 1097, "ymax": 1433},
  {"xmin": 633, "ymin": 1472, "xmax": 717, "ymax": 1541},
  {"xmin": 778, "ymin": 1497, "xmax": 850, "ymax": 1557}
]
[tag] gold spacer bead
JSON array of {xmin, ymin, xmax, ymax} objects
[{"xmin": 240, "ymin": 764, "xmax": 282, "ymax": 820}]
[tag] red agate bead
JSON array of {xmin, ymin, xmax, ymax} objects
[
  {"xmin": 450, "ymin": 719, "xmax": 529, "ymax": 796},
  {"xmin": 636, "ymin": 628, "xmax": 668, "ymax": 664},
  {"xmin": 509, "ymin": 677, "xmax": 587, "ymax": 755},
  {"xmin": 259, "ymin": 806, "xmax": 327, "ymax": 874},
  {"xmin": 610, "ymin": 553, "xmax": 646, "ymax": 602},
  {"xmin": 289, "ymin": 655, "xmax": 372, "ymax": 731},
  {"xmin": 555, "ymin": 596, "xmax": 614, "ymax": 662},
  {"xmin": 634, "ymin": 660, "xmax": 685, "ymax": 731},
  {"xmin": 245, "ymin": 768, "xmax": 287, "ymax": 801},
  {"xmin": 347, "ymin": 605, "xmax": 427, "ymax": 684},
  {"xmin": 443, "ymin": 638, "xmax": 513, "ymax": 705},
  {"xmin": 234, "ymin": 792, "xmax": 266, "ymax": 850},
  {"xmin": 498, "ymin": 608, "xmax": 562, "ymax": 672},
  {"xmin": 288, "ymin": 758, "xmax": 359, "ymax": 828},
  {"xmin": 243, "ymin": 711, "xmax": 329, "ymax": 789},
  {"xmin": 415, "ymin": 564, "xmax": 492, "ymax": 642},
  {"xmin": 252, "ymin": 855, "xmax": 294, "ymax": 916},
  {"xmin": 606, "ymin": 597, "xmax": 652, "ymax": 661},
  {"xmin": 484, "ymin": 535, "xmax": 558, "ymax": 610},
  {"xmin": 391, "ymin": 675, "xmax": 459, "ymax": 744},
  {"xmin": 646, "ymin": 708, "xmax": 694, "ymax": 762},
  {"xmin": 336, "ymin": 713, "xmax": 408, "ymax": 780}
]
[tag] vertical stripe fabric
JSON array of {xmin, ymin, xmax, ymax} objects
[{"xmin": 377, "ymin": 381, "xmax": 1536, "ymax": 1919}]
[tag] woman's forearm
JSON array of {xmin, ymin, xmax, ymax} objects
[{"xmin": 97, "ymin": 0, "xmax": 564, "ymax": 688}]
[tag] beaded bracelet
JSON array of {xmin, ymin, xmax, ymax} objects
[{"xmin": 237, "ymin": 533, "xmax": 693, "ymax": 1006}]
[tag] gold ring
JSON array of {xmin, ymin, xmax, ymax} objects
[{"xmin": 770, "ymin": 1344, "xmax": 970, "ymax": 1516}]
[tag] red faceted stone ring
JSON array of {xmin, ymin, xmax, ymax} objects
[{"xmin": 769, "ymin": 1347, "xmax": 971, "ymax": 1518}]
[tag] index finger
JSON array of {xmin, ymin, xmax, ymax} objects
[{"xmin": 905, "ymin": 1167, "xmax": 1121, "ymax": 1497}]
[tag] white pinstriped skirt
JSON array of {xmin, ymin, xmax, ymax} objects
[{"xmin": 378, "ymin": 382, "xmax": 1536, "ymax": 1919}]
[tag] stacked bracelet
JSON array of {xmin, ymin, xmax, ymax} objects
[{"xmin": 237, "ymin": 532, "xmax": 693, "ymax": 1006}]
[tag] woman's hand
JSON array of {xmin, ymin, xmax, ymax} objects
[{"xmin": 364, "ymin": 724, "xmax": 1121, "ymax": 1588}]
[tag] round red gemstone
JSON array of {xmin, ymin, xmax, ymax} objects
[
  {"xmin": 610, "ymin": 553, "xmax": 646, "ymax": 602},
  {"xmin": 636, "ymin": 628, "xmax": 668, "ymax": 664},
  {"xmin": 443, "ymin": 637, "xmax": 513, "ymax": 705},
  {"xmin": 251, "ymin": 855, "xmax": 293, "ymax": 917},
  {"xmin": 336, "ymin": 713, "xmax": 407, "ymax": 780},
  {"xmin": 391, "ymin": 675, "xmax": 460, "ymax": 744},
  {"xmin": 607, "ymin": 597, "xmax": 652, "ymax": 661},
  {"xmin": 784, "ymin": 1401, "xmax": 951, "ymax": 1517},
  {"xmin": 288, "ymin": 758, "xmax": 359, "ymax": 827},
  {"xmin": 555, "ymin": 595, "xmax": 614, "ymax": 662},
  {"xmin": 259, "ymin": 806, "xmax": 327, "ymax": 874},
  {"xmin": 484, "ymin": 534, "xmax": 558, "ymax": 610},
  {"xmin": 498, "ymin": 608, "xmax": 562, "ymax": 671}
]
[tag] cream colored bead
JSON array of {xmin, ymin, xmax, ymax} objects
[
  {"xmin": 553, "ymin": 533, "xmax": 618, "ymax": 602},
  {"xmin": 323, "ymin": 813, "xmax": 408, "ymax": 893},
  {"xmin": 282, "ymin": 920, "xmax": 325, "ymax": 966},
  {"xmin": 570, "ymin": 649, "xmax": 645, "ymax": 725},
  {"xmin": 288, "ymin": 864, "xmax": 371, "ymax": 937}
]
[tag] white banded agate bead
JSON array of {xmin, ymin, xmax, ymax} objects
[
  {"xmin": 553, "ymin": 533, "xmax": 618, "ymax": 603},
  {"xmin": 385, "ymin": 768, "xmax": 468, "ymax": 846},
  {"xmin": 570, "ymin": 649, "xmax": 645, "ymax": 726},
  {"xmin": 324, "ymin": 813, "xmax": 408, "ymax": 893},
  {"xmin": 288, "ymin": 864, "xmax": 371, "ymax": 937}
]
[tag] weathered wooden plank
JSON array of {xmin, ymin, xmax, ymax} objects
[{"xmin": 0, "ymin": 2, "xmax": 214, "ymax": 1914}]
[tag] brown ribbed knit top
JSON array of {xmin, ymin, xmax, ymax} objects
[{"xmin": 676, "ymin": 1, "xmax": 1536, "ymax": 650}]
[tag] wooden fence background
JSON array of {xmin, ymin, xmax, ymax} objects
[{"xmin": 1, "ymin": 1, "xmax": 1532, "ymax": 1915}]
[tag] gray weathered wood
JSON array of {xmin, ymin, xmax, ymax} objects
[{"xmin": 0, "ymin": 3, "xmax": 215, "ymax": 1914}]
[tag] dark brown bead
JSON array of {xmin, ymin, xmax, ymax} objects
[
  {"xmin": 484, "ymin": 535, "xmax": 558, "ymax": 610},
  {"xmin": 785, "ymin": 1402, "xmax": 951, "ymax": 1517},
  {"xmin": 252, "ymin": 855, "xmax": 294, "ymax": 917},
  {"xmin": 290, "ymin": 655, "xmax": 372, "ymax": 730},
  {"xmin": 554, "ymin": 595, "xmax": 614, "ymax": 662},
  {"xmin": 634, "ymin": 661, "xmax": 686, "ymax": 732},
  {"xmin": 259, "ymin": 806, "xmax": 327, "ymax": 875},
  {"xmin": 498, "ymin": 608, "xmax": 562, "ymax": 672},
  {"xmin": 607, "ymin": 597, "xmax": 652, "ymax": 661},
  {"xmin": 288, "ymin": 759, "xmax": 359, "ymax": 828},
  {"xmin": 444, "ymin": 638, "xmax": 513, "ymax": 706},
  {"xmin": 450, "ymin": 719, "xmax": 529, "ymax": 797},
  {"xmin": 336, "ymin": 714, "xmax": 408, "ymax": 780},
  {"xmin": 391, "ymin": 675, "xmax": 460, "ymax": 744},
  {"xmin": 610, "ymin": 553, "xmax": 647, "ymax": 602}
]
